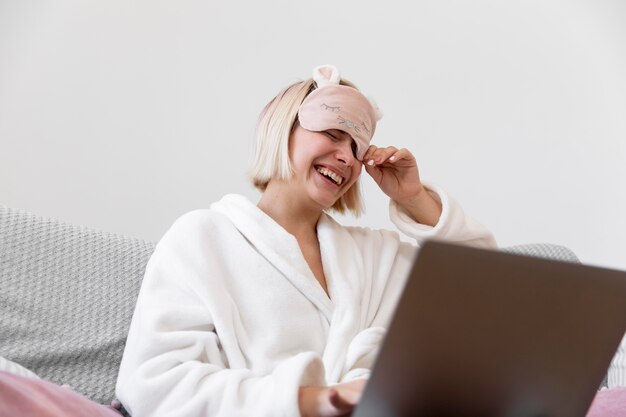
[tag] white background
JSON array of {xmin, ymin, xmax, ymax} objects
[{"xmin": 1, "ymin": 0, "xmax": 625, "ymax": 270}]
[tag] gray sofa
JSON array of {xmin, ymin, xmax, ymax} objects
[{"xmin": 0, "ymin": 204, "xmax": 593, "ymax": 407}]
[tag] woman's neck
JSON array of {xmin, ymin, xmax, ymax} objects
[{"xmin": 257, "ymin": 182, "xmax": 321, "ymax": 239}]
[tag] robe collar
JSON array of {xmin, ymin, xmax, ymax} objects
[{"xmin": 210, "ymin": 195, "xmax": 365, "ymax": 316}]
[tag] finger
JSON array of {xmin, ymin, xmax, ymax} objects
[
  {"xmin": 388, "ymin": 148, "xmax": 415, "ymax": 163},
  {"xmin": 370, "ymin": 146, "xmax": 397, "ymax": 164},
  {"xmin": 377, "ymin": 146, "xmax": 399, "ymax": 164},
  {"xmin": 328, "ymin": 388, "xmax": 356, "ymax": 412},
  {"xmin": 363, "ymin": 159, "xmax": 383, "ymax": 183},
  {"xmin": 345, "ymin": 379, "xmax": 367, "ymax": 403},
  {"xmin": 365, "ymin": 146, "xmax": 398, "ymax": 167},
  {"xmin": 362, "ymin": 145, "xmax": 378, "ymax": 164}
]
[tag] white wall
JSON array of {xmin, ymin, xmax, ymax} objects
[{"xmin": 1, "ymin": 0, "xmax": 625, "ymax": 270}]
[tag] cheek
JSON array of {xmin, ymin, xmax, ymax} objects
[{"xmin": 349, "ymin": 164, "xmax": 363, "ymax": 186}]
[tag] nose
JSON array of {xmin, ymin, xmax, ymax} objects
[{"xmin": 335, "ymin": 141, "xmax": 357, "ymax": 166}]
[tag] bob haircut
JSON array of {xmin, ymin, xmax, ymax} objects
[{"xmin": 248, "ymin": 77, "xmax": 365, "ymax": 216}]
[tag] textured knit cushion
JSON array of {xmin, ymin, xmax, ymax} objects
[
  {"xmin": 501, "ymin": 243, "xmax": 580, "ymax": 263},
  {"xmin": 0, "ymin": 206, "xmax": 155, "ymax": 404},
  {"xmin": 0, "ymin": 371, "xmax": 121, "ymax": 417}
]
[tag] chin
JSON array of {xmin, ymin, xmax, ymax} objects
[{"xmin": 309, "ymin": 191, "xmax": 340, "ymax": 211}]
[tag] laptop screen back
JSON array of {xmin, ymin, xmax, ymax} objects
[{"xmin": 354, "ymin": 241, "xmax": 626, "ymax": 417}]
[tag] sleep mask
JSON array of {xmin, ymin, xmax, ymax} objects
[{"xmin": 297, "ymin": 65, "xmax": 383, "ymax": 161}]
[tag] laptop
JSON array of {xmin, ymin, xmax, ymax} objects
[{"xmin": 353, "ymin": 240, "xmax": 626, "ymax": 417}]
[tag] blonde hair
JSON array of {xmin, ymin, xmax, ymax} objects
[{"xmin": 248, "ymin": 78, "xmax": 364, "ymax": 216}]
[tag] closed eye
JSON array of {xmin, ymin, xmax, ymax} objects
[{"xmin": 326, "ymin": 130, "xmax": 358, "ymax": 158}]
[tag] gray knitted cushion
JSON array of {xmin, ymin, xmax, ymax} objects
[
  {"xmin": 502, "ymin": 243, "xmax": 580, "ymax": 263},
  {"xmin": 0, "ymin": 206, "xmax": 155, "ymax": 405}
]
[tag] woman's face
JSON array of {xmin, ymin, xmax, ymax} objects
[{"xmin": 286, "ymin": 124, "xmax": 362, "ymax": 210}]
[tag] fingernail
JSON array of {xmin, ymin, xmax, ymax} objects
[
  {"xmin": 367, "ymin": 160, "xmax": 374, "ymax": 166},
  {"xmin": 390, "ymin": 156, "xmax": 396, "ymax": 161}
]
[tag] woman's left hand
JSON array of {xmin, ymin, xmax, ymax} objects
[
  {"xmin": 362, "ymin": 145, "xmax": 425, "ymax": 204},
  {"xmin": 362, "ymin": 145, "xmax": 442, "ymax": 226}
]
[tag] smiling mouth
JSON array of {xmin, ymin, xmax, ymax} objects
[{"xmin": 315, "ymin": 166, "xmax": 344, "ymax": 186}]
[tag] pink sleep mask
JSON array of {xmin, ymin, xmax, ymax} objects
[{"xmin": 297, "ymin": 65, "xmax": 382, "ymax": 161}]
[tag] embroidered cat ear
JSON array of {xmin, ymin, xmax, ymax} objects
[{"xmin": 313, "ymin": 64, "xmax": 340, "ymax": 88}]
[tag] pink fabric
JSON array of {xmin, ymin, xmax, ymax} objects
[
  {"xmin": 586, "ymin": 387, "xmax": 626, "ymax": 417},
  {"xmin": 4, "ymin": 368, "xmax": 621, "ymax": 416},
  {"xmin": 0, "ymin": 371, "xmax": 121, "ymax": 417},
  {"xmin": 298, "ymin": 84, "xmax": 379, "ymax": 161}
]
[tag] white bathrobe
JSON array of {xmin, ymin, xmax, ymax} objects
[{"xmin": 116, "ymin": 185, "xmax": 497, "ymax": 417}]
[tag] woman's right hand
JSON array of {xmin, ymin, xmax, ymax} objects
[{"xmin": 298, "ymin": 379, "xmax": 367, "ymax": 417}]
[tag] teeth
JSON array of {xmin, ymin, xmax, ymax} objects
[{"xmin": 316, "ymin": 167, "xmax": 343, "ymax": 185}]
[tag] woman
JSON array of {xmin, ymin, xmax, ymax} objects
[{"xmin": 115, "ymin": 65, "xmax": 497, "ymax": 417}]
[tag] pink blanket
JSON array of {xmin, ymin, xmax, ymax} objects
[
  {"xmin": 1, "ymin": 369, "xmax": 625, "ymax": 416},
  {"xmin": 586, "ymin": 386, "xmax": 626, "ymax": 417},
  {"xmin": 0, "ymin": 371, "xmax": 120, "ymax": 417}
]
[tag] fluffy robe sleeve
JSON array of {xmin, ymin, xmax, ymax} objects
[
  {"xmin": 115, "ymin": 212, "xmax": 326, "ymax": 417},
  {"xmin": 389, "ymin": 182, "xmax": 497, "ymax": 249}
]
